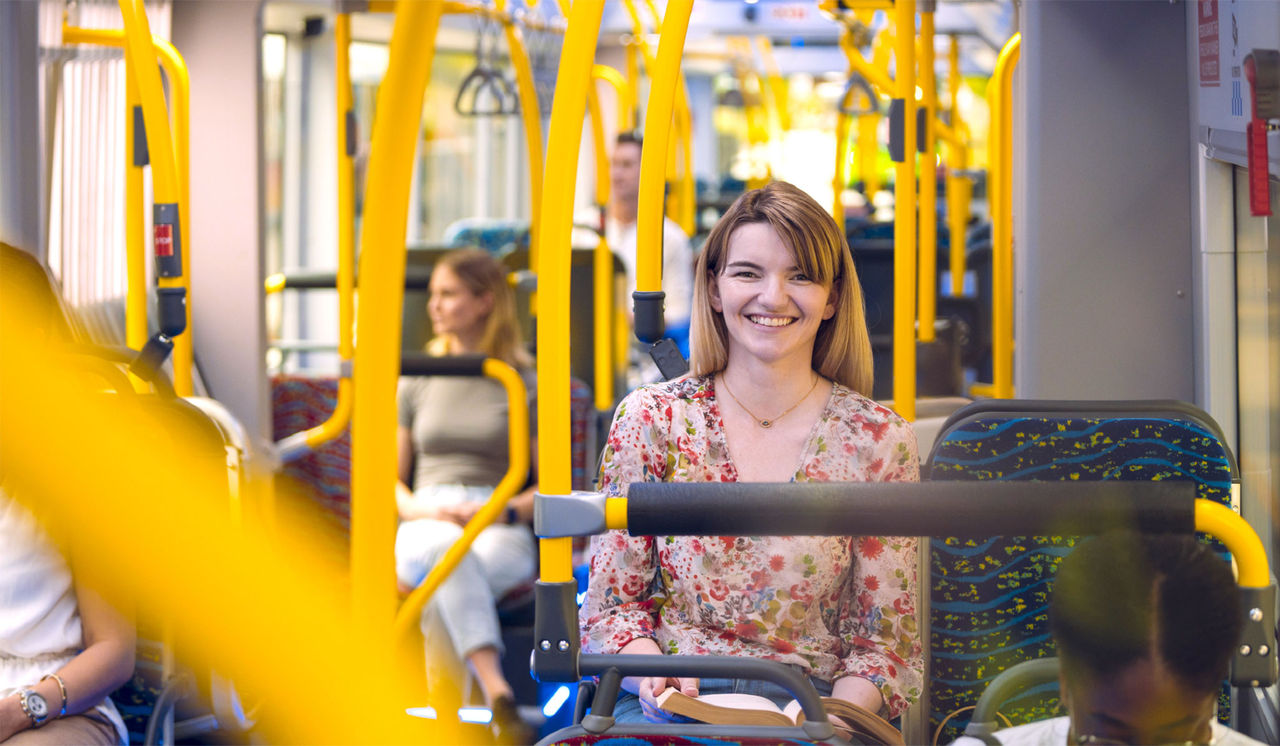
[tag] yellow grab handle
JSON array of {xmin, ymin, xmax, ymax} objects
[
  {"xmin": 395, "ymin": 359, "xmax": 529, "ymax": 640},
  {"xmin": 1196, "ymin": 500, "xmax": 1270, "ymax": 589}
]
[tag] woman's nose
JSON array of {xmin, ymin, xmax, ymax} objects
[{"xmin": 757, "ymin": 274, "xmax": 787, "ymax": 307}]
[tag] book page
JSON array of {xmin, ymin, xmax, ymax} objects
[{"xmin": 655, "ymin": 688, "xmax": 793, "ymax": 727}]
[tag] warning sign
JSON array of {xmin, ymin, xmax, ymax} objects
[{"xmin": 1199, "ymin": 0, "xmax": 1220, "ymax": 87}]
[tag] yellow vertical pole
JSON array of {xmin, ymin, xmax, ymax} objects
[
  {"xmin": 587, "ymin": 80, "xmax": 615, "ymax": 409},
  {"xmin": 892, "ymin": 0, "xmax": 917, "ymax": 422},
  {"xmin": 350, "ymin": 0, "xmax": 444, "ymax": 662},
  {"xmin": 625, "ymin": 40, "xmax": 640, "ymax": 129},
  {"xmin": 496, "ymin": 0, "xmax": 543, "ymax": 285},
  {"xmin": 124, "ymin": 45, "xmax": 146, "ymax": 353},
  {"xmin": 154, "ymin": 42, "xmax": 192, "ymax": 396},
  {"xmin": 991, "ymin": 34, "xmax": 1020, "ymax": 400},
  {"xmin": 946, "ymin": 34, "xmax": 969, "ymax": 297},
  {"xmin": 333, "ymin": 12, "xmax": 356, "ymax": 435},
  {"xmin": 537, "ymin": 0, "xmax": 608, "ymax": 583},
  {"xmin": 917, "ymin": 10, "xmax": 937, "ymax": 344},
  {"xmin": 833, "ymin": 30, "xmax": 856, "ymax": 227}
]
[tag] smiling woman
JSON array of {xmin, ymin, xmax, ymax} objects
[{"xmin": 580, "ymin": 181, "xmax": 923, "ymax": 726}]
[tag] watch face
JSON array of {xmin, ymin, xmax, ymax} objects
[{"xmin": 27, "ymin": 692, "xmax": 48, "ymax": 718}]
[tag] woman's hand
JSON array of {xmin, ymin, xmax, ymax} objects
[
  {"xmin": 830, "ymin": 676, "xmax": 884, "ymax": 717},
  {"xmin": 616, "ymin": 638, "xmax": 699, "ymax": 722}
]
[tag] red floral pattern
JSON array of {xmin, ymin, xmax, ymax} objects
[{"xmin": 580, "ymin": 376, "xmax": 923, "ymax": 718}]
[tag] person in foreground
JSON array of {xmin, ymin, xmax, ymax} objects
[
  {"xmin": 580, "ymin": 181, "xmax": 923, "ymax": 723},
  {"xmin": 394, "ymin": 249, "xmax": 536, "ymax": 744},
  {"xmin": 0, "ymin": 490, "xmax": 135, "ymax": 745},
  {"xmin": 951, "ymin": 533, "xmax": 1265, "ymax": 746}
]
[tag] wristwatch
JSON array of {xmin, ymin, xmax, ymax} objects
[{"xmin": 17, "ymin": 688, "xmax": 50, "ymax": 727}]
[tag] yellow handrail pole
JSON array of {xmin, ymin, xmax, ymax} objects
[
  {"xmin": 496, "ymin": 0, "xmax": 544, "ymax": 288},
  {"xmin": 625, "ymin": 40, "xmax": 641, "ymax": 129},
  {"xmin": 587, "ymin": 79, "xmax": 615, "ymax": 409},
  {"xmin": 892, "ymin": 0, "xmax": 917, "ymax": 422},
  {"xmin": 593, "ymin": 64, "xmax": 632, "ymax": 132},
  {"xmin": 1196, "ymin": 500, "xmax": 1270, "ymax": 589},
  {"xmin": 124, "ymin": 39, "xmax": 146, "ymax": 352},
  {"xmin": 991, "ymin": 34, "xmax": 1020, "ymax": 400},
  {"xmin": 65, "ymin": 23, "xmax": 189, "ymax": 391},
  {"xmin": 635, "ymin": 0, "xmax": 693, "ymax": 324},
  {"xmin": 756, "ymin": 36, "xmax": 791, "ymax": 132},
  {"xmin": 395, "ymin": 360, "xmax": 528, "ymax": 638},
  {"xmin": 862, "ymin": 25, "xmax": 894, "ymax": 200},
  {"xmin": 946, "ymin": 34, "xmax": 969, "ymax": 296},
  {"xmin": 918, "ymin": 10, "xmax": 937, "ymax": 344},
  {"xmin": 117, "ymin": 1, "xmax": 187, "ymax": 374},
  {"xmin": 351, "ymin": 0, "xmax": 444, "ymax": 661},
  {"xmin": 833, "ymin": 29, "xmax": 858, "ymax": 226},
  {"xmin": 537, "ymin": 0, "xmax": 607, "ymax": 584}
]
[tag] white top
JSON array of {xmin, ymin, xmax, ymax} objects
[
  {"xmin": 606, "ymin": 216, "xmax": 694, "ymax": 327},
  {"xmin": 0, "ymin": 493, "xmax": 128, "ymax": 744},
  {"xmin": 949, "ymin": 716, "xmax": 1267, "ymax": 746}
]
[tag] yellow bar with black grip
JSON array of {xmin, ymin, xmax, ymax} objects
[
  {"xmin": 66, "ymin": 23, "xmax": 191, "ymax": 393},
  {"xmin": 351, "ymin": 0, "xmax": 445, "ymax": 656},
  {"xmin": 892, "ymin": 0, "xmax": 917, "ymax": 423},
  {"xmin": 918, "ymin": 11, "xmax": 937, "ymax": 344},
  {"xmin": 394, "ymin": 359, "xmax": 529, "ymax": 639},
  {"xmin": 636, "ymin": 0, "xmax": 694, "ymax": 312},
  {"xmin": 537, "ymin": 0, "xmax": 607, "ymax": 585},
  {"xmin": 992, "ymin": 34, "xmax": 1020, "ymax": 400}
]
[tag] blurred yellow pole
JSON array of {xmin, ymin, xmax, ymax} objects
[
  {"xmin": 496, "ymin": 0, "xmax": 544, "ymax": 291},
  {"xmin": 991, "ymin": 33, "xmax": 1020, "ymax": 400},
  {"xmin": 593, "ymin": 64, "xmax": 632, "ymax": 131},
  {"xmin": 350, "ymin": 0, "xmax": 444, "ymax": 662},
  {"xmin": 892, "ymin": 0, "xmax": 917, "ymax": 422},
  {"xmin": 917, "ymin": 11, "xmax": 937, "ymax": 344},
  {"xmin": 587, "ymin": 79, "xmax": 615, "ymax": 409},
  {"xmin": 124, "ymin": 41, "xmax": 146, "ymax": 353},
  {"xmin": 537, "ymin": 0, "xmax": 608, "ymax": 584},
  {"xmin": 946, "ymin": 34, "xmax": 970, "ymax": 297}
]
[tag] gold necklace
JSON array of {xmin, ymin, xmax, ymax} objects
[{"xmin": 718, "ymin": 374, "xmax": 820, "ymax": 429}]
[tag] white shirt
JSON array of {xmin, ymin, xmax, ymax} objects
[
  {"xmin": 949, "ymin": 716, "xmax": 1267, "ymax": 746},
  {"xmin": 0, "ymin": 493, "xmax": 128, "ymax": 744}
]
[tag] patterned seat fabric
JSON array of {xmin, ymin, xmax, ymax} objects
[{"xmin": 925, "ymin": 405, "xmax": 1235, "ymax": 742}]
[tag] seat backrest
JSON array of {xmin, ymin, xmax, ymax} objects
[{"xmin": 923, "ymin": 399, "xmax": 1237, "ymax": 743}]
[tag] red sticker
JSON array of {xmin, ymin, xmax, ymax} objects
[
  {"xmin": 1198, "ymin": 0, "xmax": 1220, "ymax": 87},
  {"xmin": 155, "ymin": 224, "xmax": 174, "ymax": 256}
]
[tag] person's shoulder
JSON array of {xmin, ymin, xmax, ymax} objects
[
  {"xmin": 830, "ymin": 384, "xmax": 909, "ymax": 426},
  {"xmin": 661, "ymin": 216, "xmax": 692, "ymax": 245},
  {"xmin": 623, "ymin": 375, "xmax": 711, "ymax": 406},
  {"xmin": 948, "ymin": 717, "xmax": 1068, "ymax": 746},
  {"xmin": 1211, "ymin": 721, "xmax": 1270, "ymax": 746}
]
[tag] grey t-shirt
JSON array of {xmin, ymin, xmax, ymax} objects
[
  {"xmin": 397, "ymin": 371, "xmax": 535, "ymax": 490},
  {"xmin": 949, "ymin": 716, "xmax": 1266, "ymax": 746}
]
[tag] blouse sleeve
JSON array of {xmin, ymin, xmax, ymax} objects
[
  {"xmin": 837, "ymin": 416, "xmax": 924, "ymax": 718},
  {"xmin": 579, "ymin": 387, "xmax": 670, "ymax": 655}
]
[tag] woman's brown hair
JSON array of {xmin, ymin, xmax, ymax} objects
[
  {"xmin": 426, "ymin": 249, "xmax": 532, "ymax": 370},
  {"xmin": 688, "ymin": 181, "xmax": 872, "ymax": 395}
]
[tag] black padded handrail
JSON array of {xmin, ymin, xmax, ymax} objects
[
  {"xmin": 926, "ymin": 399, "xmax": 1240, "ymax": 478},
  {"xmin": 400, "ymin": 353, "xmax": 487, "ymax": 377},
  {"xmin": 277, "ymin": 266, "xmax": 435, "ymax": 290},
  {"xmin": 578, "ymin": 653, "xmax": 831, "ymax": 730},
  {"xmin": 625, "ymin": 481, "xmax": 1196, "ymax": 537}
]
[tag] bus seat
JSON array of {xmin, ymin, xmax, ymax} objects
[
  {"xmin": 442, "ymin": 217, "xmax": 530, "ymax": 255},
  {"xmin": 923, "ymin": 400, "xmax": 1238, "ymax": 742}
]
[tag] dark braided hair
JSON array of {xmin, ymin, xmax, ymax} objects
[{"xmin": 1051, "ymin": 532, "xmax": 1242, "ymax": 695}]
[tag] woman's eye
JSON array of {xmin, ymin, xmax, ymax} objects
[{"xmin": 792, "ymin": 274, "xmax": 810, "ymax": 282}]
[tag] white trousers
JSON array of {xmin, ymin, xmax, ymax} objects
[{"xmin": 394, "ymin": 486, "xmax": 536, "ymax": 659}]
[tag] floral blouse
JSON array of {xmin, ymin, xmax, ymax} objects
[{"xmin": 579, "ymin": 375, "xmax": 923, "ymax": 718}]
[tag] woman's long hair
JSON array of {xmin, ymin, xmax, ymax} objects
[
  {"xmin": 426, "ymin": 249, "xmax": 532, "ymax": 370},
  {"xmin": 689, "ymin": 181, "xmax": 872, "ymax": 395}
]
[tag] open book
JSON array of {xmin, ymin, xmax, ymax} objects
[{"xmin": 655, "ymin": 688, "xmax": 904, "ymax": 745}]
